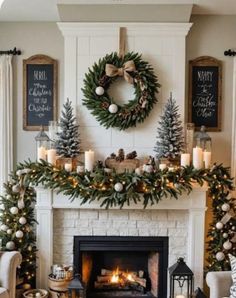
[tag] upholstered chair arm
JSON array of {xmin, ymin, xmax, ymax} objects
[
  {"xmin": 0, "ymin": 251, "xmax": 22, "ymax": 298},
  {"xmin": 206, "ymin": 271, "xmax": 232, "ymax": 298}
]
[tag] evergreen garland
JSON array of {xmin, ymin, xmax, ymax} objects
[
  {"xmin": 82, "ymin": 52, "xmax": 160, "ymax": 130},
  {"xmin": 154, "ymin": 94, "xmax": 184, "ymax": 160},
  {"xmin": 0, "ymin": 168, "xmax": 37, "ymax": 286},
  {"xmin": 56, "ymin": 99, "xmax": 80, "ymax": 157}
]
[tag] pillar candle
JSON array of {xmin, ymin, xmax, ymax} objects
[
  {"xmin": 85, "ymin": 150, "xmax": 95, "ymax": 172},
  {"xmin": 203, "ymin": 151, "xmax": 212, "ymax": 169},
  {"xmin": 47, "ymin": 149, "xmax": 57, "ymax": 166},
  {"xmin": 64, "ymin": 163, "xmax": 72, "ymax": 172},
  {"xmin": 159, "ymin": 163, "xmax": 167, "ymax": 170},
  {"xmin": 193, "ymin": 146, "xmax": 203, "ymax": 169},
  {"xmin": 181, "ymin": 153, "xmax": 190, "ymax": 167},
  {"xmin": 37, "ymin": 146, "xmax": 46, "ymax": 161}
]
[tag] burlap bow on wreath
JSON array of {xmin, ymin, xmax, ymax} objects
[{"xmin": 105, "ymin": 60, "xmax": 136, "ymax": 84}]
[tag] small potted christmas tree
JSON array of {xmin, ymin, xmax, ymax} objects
[
  {"xmin": 154, "ymin": 93, "xmax": 184, "ymax": 165},
  {"xmin": 56, "ymin": 99, "xmax": 80, "ymax": 170}
]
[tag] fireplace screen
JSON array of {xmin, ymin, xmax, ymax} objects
[{"xmin": 73, "ymin": 236, "xmax": 168, "ymax": 298}]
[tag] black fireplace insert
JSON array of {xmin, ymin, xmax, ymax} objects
[{"xmin": 73, "ymin": 236, "xmax": 168, "ymax": 298}]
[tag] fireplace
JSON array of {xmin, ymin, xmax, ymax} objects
[{"xmin": 73, "ymin": 236, "xmax": 168, "ymax": 298}]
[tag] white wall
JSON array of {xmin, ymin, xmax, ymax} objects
[{"xmin": 0, "ymin": 22, "xmax": 64, "ymax": 164}]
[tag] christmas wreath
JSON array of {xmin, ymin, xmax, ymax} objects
[{"xmin": 82, "ymin": 52, "xmax": 160, "ymax": 130}]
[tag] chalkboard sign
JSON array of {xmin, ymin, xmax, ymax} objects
[
  {"xmin": 188, "ymin": 56, "xmax": 222, "ymax": 131},
  {"xmin": 23, "ymin": 55, "xmax": 57, "ymax": 131}
]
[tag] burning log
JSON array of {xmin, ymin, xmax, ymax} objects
[
  {"xmin": 97, "ymin": 276, "xmax": 111, "ymax": 283},
  {"xmin": 101, "ymin": 269, "xmax": 113, "ymax": 276}
]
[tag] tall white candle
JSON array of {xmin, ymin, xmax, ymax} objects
[
  {"xmin": 64, "ymin": 163, "xmax": 72, "ymax": 172},
  {"xmin": 85, "ymin": 150, "xmax": 95, "ymax": 172},
  {"xmin": 37, "ymin": 146, "xmax": 46, "ymax": 161},
  {"xmin": 203, "ymin": 151, "xmax": 212, "ymax": 169},
  {"xmin": 181, "ymin": 153, "xmax": 190, "ymax": 167},
  {"xmin": 193, "ymin": 147, "xmax": 203, "ymax": 169},
  {"xmin": 47, "ymin": 149, "xmax": 57, "ymax": 166}
]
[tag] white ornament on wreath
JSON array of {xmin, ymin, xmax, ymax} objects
[
  {"xmin": 19, "ymin": 217, "xmax": 27, "ymax": 225},
  {"xmin": 95, "ymin": 86, "xmax": 105, "ymax": 96},
  {"xmin": 216, "ymin": 222, "xmax": 223, "ymax": 230},
  {"xmin": 114, "ymin": 182, "xmax": 123, "ymax": 192},
  {"xmin": 7, "ymin": 229, "xmax": 12, "ymax": 235},
  {"xmin": 15, "ymin": 230, "xmax": 24, "ymax": 238},
  {"xmin": 215, "ymin": 251, "xmax": 225, "ymax": 261},
  {"xmin": 221, "ymin": 203, "xmax": 230, "ymax": 212},
  {"xmin": 6, "ymin": 241, "xmax": 15, "ymax": 250},
  {"xmin": 223, "ymin": 233, "xmax": 228, "ymax": 238},
  {"xmin": 108, "ymin": 104, "xmax": 118, "ymax": 114},
  {"xmin": 10, "ymin": 207, "xmax": 19, "ymax": 215},
  {"xmin": 223, "ymin": 240, "xmax": 232, "ymax": 250},
  {"xmin": 0, "ymin": 224, "xmax": 8, "ymax": 232}
]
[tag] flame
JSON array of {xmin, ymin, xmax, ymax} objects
[
  {"xmin": 127, "ymin": 273, "xmax": 134, "ymax": 282},
  {"xmin": 111, "ymin": 267, "xmax": 119, "ymax": 283}
]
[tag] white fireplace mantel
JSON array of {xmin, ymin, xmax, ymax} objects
[{"xmin": 36, "ymin": 184, "xmax": 208, "ymax": 292}]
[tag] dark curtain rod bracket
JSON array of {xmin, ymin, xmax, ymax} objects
[
  {"xmin": 224, "ymin": 49, "xmax": 236, "ymax": 56},
  {"xmin": 0, "ymin": 47, "xmax": 21, "ymax": 56}
]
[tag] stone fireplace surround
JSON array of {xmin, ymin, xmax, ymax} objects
[{"xmin": 36, "ymin": 184, "xmax": 207, "ymax": 296}]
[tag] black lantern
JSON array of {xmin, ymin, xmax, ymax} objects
[
  {"xmin": 169, "ymin": 257, "xmax": 194, "ymax": 298},
  {"xmin": 68, "ymin": 275, "xmax": 85, "ymax": 298}
]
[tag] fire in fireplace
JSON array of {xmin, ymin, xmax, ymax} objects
[{"xmin": 73, "ymin": 236, "xmax": 169, "ymax": 298}]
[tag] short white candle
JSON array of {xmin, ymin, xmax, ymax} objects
[
  {"xmin": 159, "ymin": 163, "xmax": 167, "ymax": 170},
  {"xmin": 64, "ymin": 163, "xmax": 72, "ymax": 172},
  {"xmin": 37, "ymin": 146, "xmax": 47, "ymax": 161},
  {"xmin": 47, "ymin": 149, "xmax": 57, "ymax": 165},
  {"xmin": 193, "ymin": 146, "xmax": 203, "ymax": 169},
  {"xmin": 77, "ymin": 165, "xmax": 84, "ymax": 174},
  {"xmin": 203, "ymin": 151, "xmax": 211, "ymax": 169},
  {"xmin": 176, "ymin": 295, "xmax": 185, "ymax": 298},
  {"xmin": 181, "ymin": 153, "xmax": 190, "ymax": 167},
  {"xmin": 85, "ymin": 150, "xmax": 95, "ymax": 172}
]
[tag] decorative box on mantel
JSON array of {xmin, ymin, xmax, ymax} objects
[{"xmin": 35, "ymin": 183, "xmax": 208, "ymax": 296}]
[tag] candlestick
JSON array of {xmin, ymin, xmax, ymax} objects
[
  {"xmin": 203, "ymin": 150, "xmax": 211, "ymax": 169},
  {"xmin": 181, "ymin": 153, "xmax": 190, "ymax": 167},
  {"xmin": 193, "ymin": 146, "xmax": 203, "ymax": 169},
  {"xmin": 159, "ymin": 163, "xmax": 167, "ymax": 170},
  {"xmin": 47, "ymin": 149, "xmax": 57, "ymax": 166},
  {"xmin": 85, "ymin": 150, "xmax": 95, "ymax": 172},
  {"xmin": 64, "ymin": 163, "xmax": 72, "ymax": 172},
  {"xmin": 37, "ymin": 146, "xmax": 47, "ymax": 161}
]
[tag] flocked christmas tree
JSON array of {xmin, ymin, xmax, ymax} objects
[
  {"xmin": 56, "ymin": 99, "xmax": 80, "ymax": 157},
  {"xmin": 154, "ymin": 93, "xmax": 184, "ymax": 160},
  {"xmin": 0, "ymin": 167, "xmax": 37, "ymax": 288}
]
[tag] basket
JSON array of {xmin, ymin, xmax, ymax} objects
[
  {"xmin": 105, "ymin": 158, "xmax": 140, "ymax": 173},
  {"xmin": 48, "ymin": 276, "xmax": 73, "ymax": 292},
  {"xmin": 23, "ymin": 289, "xmax": 48, "ymax": 298}
]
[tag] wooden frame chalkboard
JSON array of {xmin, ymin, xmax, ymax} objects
[
  {"xmin": 23, "ymin": 54, "xmax": 57, "ymax": 131},
  {"xmin": 188, "ymin": 56, "xmax": 222, "ymax": 131}
]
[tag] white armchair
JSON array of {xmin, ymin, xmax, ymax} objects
[
  {"xmin": 206, "ymin": 271, "xmax": 232, "ymax": 298},
  {"xmin": 0, "ymin": 251, "xmax": 22, "ymax": 298}
]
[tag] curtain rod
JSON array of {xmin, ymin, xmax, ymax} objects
[
  {"xmin": 224, "ymin": 49, "xmax": 236, "ymax": 56},
  {"xmin": 0, "ymin": 47, "xmax": 21, "ymax": 56}
]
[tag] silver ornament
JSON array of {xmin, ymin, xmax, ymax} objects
[
  {"xmin": 10, "ymin": 207, "xmax": 19, "ymax": 215},
  {"xmin": 95, "ymin": 86, "xmax": 105, "ymax": 96},
  {"xmin": 0, "ymin": 224, "xmax": 8, "ymax": 232},
  {"xmin": 19, "ymin": 217, "xmax": 27, "ymax": 225},
  {"xmin": 7, "ymin": 229, "xmax": 12, "ymax": 235},
  {"xmin": 223, "ymin": 233, "xmax": 228, "ymax": 238},
  {"xmin": 114, "ymin": 182, "xmax": 123, "ymax": 192},
  {"xmin": 223, "ymin": 240, "xmax": 232, "ymax": 250},
  {"xmin": 221, "ymin": 203, "xmax": 230, "ymax": 212},
  {"xmin": 108, "ymin": 104, "xmax": 118, "ymax": 114},
  {"xmin": 216, "ymin": 222, "xmax": 223, "ymax": 230},
  {"xmin": 6, "ymin": 241, "xmax": 15, "ymax": 250},
  {"xmin": 15, "ymin": 230, "xmax": 24, "ymax": 238},
  {"xmin": 215, "ymin": 251, "xmax": 225, "ymax": 261}
]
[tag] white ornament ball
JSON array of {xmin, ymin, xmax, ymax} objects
[
  {"xmin": 223, "ymin": 240, "xmax": 232, "ymax": 250},
  {"xmin": 6, "ymin": 241, "xmax": 15, "ymax": 250},
  {"xmin": 215, "ymin": 251, "xmax": 225, "ymax": 261},
  {"xmin": 223, "ymin": 233, "xmax": 228, "ymax": 238},
  {"xmin": 108, "ymin": 104, "xmax": 118, "ymax": 114},
  {"xmin": 12, "ymin": 184, "xmax": 21, "ymax": 193},
  {"xmin": 114, "ymin": 182, "xmax": 123, "ymax": 192},
  {"xmin": 221, "ymin": 203, "xmax": 230, "ymax": 212},
  {"xmin": 6, "ymin": 195, "xmax": 12, "ymax": 200},
  {"xmin": 19, "ymin": 217, "xmax": 27, "ymax": 225},
  {"xmin": 216, "ymin": 222, "xmax": 223, "ymax": 230},
  {"xmin": 95, "ymin": 86, "xmax": 105, "ymax": 96},
  {"xmin": 0, "ymin": 204, "xmax": 5, "ymax": 210},
  {"xmin": 15, "ymin": 230, "xmax": 24, "ymax": 238},
  {"xmin": 7, "ymin": 229, "xmax": 12, "ymax": 235},
  {"xmin": 0, "ymin": 224, "xmax": 8, "ymax": 232},
  {"xmin": 10, "ymin": 207, "xmax": 19, "ymax": 215}
]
